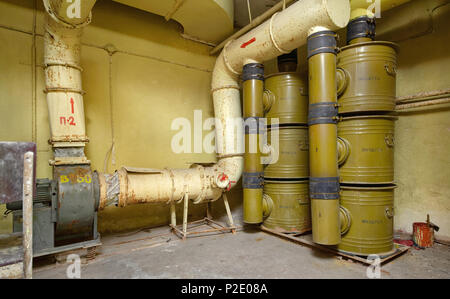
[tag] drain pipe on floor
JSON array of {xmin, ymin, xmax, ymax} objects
[{"xmin": 98, "ymin": 0, "xmax": 351, "ymax": 232}]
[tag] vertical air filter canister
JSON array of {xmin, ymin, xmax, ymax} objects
[
  {"xmin": 263, "ymin": 180, "xmax": 311, "ymax": 233},
  {"xmin": 264, "ymin": 126, "xmax": 309, "ymax": 179},
  {"xmin": 338, "ymin": 115, "xmax": 397, "ymax": 184},
  {"xmin": 338, "ymin": 185, "xmax": 396, "ymax": 256},
  {"xmin": 337, "ymin": 41, "xmax": 398, "ymax": 114}
]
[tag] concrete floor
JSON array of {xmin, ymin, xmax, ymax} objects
[{"xmin": 33, "ymin": 225, "xmax": 450, "ymax": 279}]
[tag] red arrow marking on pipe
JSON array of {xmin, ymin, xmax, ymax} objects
[
  {"xmin": 70, "ymin": 98, "xmax": 74, "ymax": 114},
  {"xmin": 241, "ymin": 37, "xmax": 256, "ymax": 48}
]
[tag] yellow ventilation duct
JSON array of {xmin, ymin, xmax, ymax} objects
[
  {"xmin": 112, "ymin": 0, "xmax": 234, "ymax": 44},
  {"xmin": 43, "ymin": 0, "xmax": 97, "ymax": 164},
  {"xmin": 98, "ymin": 0, "xmax": 351, "ymax": 233}
]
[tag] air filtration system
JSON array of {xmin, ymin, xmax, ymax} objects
[
  {"xmin": 262, "ymin": 51, "xmax": 311, "ymax": 234},
  {"xmin": 257, "ymin": 0, "xmax": 407, "ymax": 256},
  {"xmin": 333, "ymin": 9, "xmax": 399, "ymax": 256},
  {"xmin": 6, "ymin": 0, "xmax": 412, "ymax": 260}
]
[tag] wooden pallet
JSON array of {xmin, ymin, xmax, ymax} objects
[{"xmin": 261, "ymin": 225, "xmax": 409, "ymax": 266}]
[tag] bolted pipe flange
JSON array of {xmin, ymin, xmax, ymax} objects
[
  {"xmin": 242, "ymin": 63, "xmax": 265, "ymax": 82},
  {"xmin": 346, "ymin": 16, "xmax": 376, "ymax": 44},
  {"xmin": 307, "ymin": 30, "xmax": 337, "ymax": 59}
]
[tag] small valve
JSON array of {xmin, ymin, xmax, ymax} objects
[{"xmin": 215, "ymin": 173, "xmax": 230, "ymax": 189}]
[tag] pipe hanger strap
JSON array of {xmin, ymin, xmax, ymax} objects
[
  {"xmin": 243, "ymin": 172, "xmax": 264, "ymax": 189},
  {"xmin": 309, "ymin": 177, "xmax": 340, "ymax": 200},
  {"xmin": 308, "ymin": 102, "xmax": 338, "ymax": 126},
  {"xmin": 242, "ymin": 63, "xmax": 265, "ymax": 81},
  {"xmin": 347, "ymin": 16, "xmax": 376, "ymax": 43},
  {"xmin": 269, "ymin": 12, "xmax": 290, "ymax": 54},
  {"xmin": 307, "ymin": 31, "xmax": 337, "ymax": 59},
  {"xmin": 222, "ymin": 40, "xmax": 241, "ymax": 75},
  {"xmin": 244, "ymin": 117, "xmax": 266, "ymax": 134}
]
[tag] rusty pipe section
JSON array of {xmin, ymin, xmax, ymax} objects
[
  {"xmin": 43, "ymin": 1, "xmax": 97, "ymax": 164},
  {"xmin": 216, "ymin": 0, "xmax": 350, "ymax": 76},
  {"xmin": 210, "ymin": 0, "xmax": 296, "ymax": 55},
  {"xmin": 212, "ymin": 0, "xmax": 349, "ymax": 176},
  {"xmin": 99, "ymin": 166, "xmax": 228, "ymax": 209},
  {"xmin": 211, "ymin": 0, "xmax": 350, "ymax": 218},
  {"xmin": 98, "ymin": 0, "xmax": 350, "ymax": 210}
]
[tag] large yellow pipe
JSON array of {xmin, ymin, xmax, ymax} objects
[
  {"xmin": 308, "ymin": 31, "xmax": 341, "ymax": 245},
  {"xmin": 350, "ymin": 0, "xmax": 411, "ymax": 20},
  {"xmin": 99, "ymin": 0, "xmax": 351, "ymax": 212},
  {"xmin": 43, "ymin": 0, "xmax": 97, "ymax": 163},
  {"xmin": 213, "ymin": 0, "xmax": 350, "ymax": 224},
  {"xmin": 242, "ymin": 63, "xmax": 265, "ymax": 224}
]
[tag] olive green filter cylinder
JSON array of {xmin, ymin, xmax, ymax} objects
[
  {"xmin": 264, "ymin": 73, "xmax": 308, "ymax": 125},
  {"xmin": 337, "ymin": 41, "xmax": 399, "ymax": 114},
  {"xmin": 263, "ymin": 180, "xmax": 311, "ymax": 233},
  {"xmin": 338, "ymin": 115, "xmax": 397, "ymax": 184},
  {"xmin": 338, "ymin": 185, "xmax": 396, "ymax": 256},
  {"xmin": 264, "ymin": 126, "xmax": 309, "ymax": 179},
  {"xmin": 307, "ymin": 31, "xmax": 341, "ymax": 245},
  {"xmin": 243, "ymin": 63, "xmax": 265, "ymax": 224}
]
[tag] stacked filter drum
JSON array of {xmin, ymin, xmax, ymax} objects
[
  {"xmin": 261, "ymin": 50, "xmax": 311, "ymax": 234},
  {"xmin": 336, "ymin": 16, "xmax": 399, "ymax": 256}
]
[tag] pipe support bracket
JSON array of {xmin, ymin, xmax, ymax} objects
[
  {"xmin": 242, "ymin": 172, "xmax": 264, "ymax": 189},
  {"xmin": 308, "ymin": 102, "xmax": 339, "ymax": 126},
  {"xmin": 307, "ymin": 31, "xmax": 337, "ymax": 59},
  {"xmin": 309, "ymin": 177, "xmax": 340, "ymax": 200}
]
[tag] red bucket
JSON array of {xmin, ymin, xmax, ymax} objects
[{"xmin": 413, "ymin": 222, "xmax": 434, "ymax": 248}]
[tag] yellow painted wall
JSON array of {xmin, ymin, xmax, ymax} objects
[
  {"xmin": 0, "ymin": 0, "xmax": 240, "ymax": 234},
  {"xmin": 389, "ymin": 1, "xmax": 450, "ymax": 241},
  {"xmin": 0, "ymin": 0, "xmax": 34, "ymax": 233}
]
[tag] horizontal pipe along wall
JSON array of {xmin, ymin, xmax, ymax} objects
[{"xmin": 97, "ymin": 0, "xmax": 351, "ymax": 232}]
